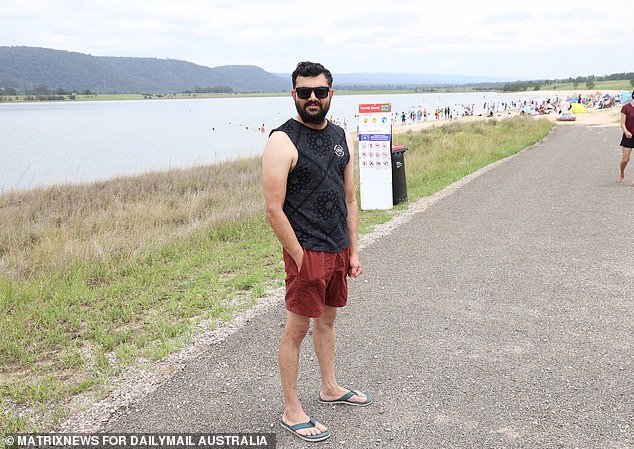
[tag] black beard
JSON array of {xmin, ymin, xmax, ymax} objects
[{"xmin": 295, "ymin": 98, "xmax": 330, "ymax": 125}]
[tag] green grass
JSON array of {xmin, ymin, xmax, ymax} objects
[
  {"xmin": 0, "ymin": 116, "xmax": 553, "ymax": 436},
  {"xmin": 393, "ymin": 117, "xmax": 553, "ymax": 197},
  {"xmin": 540, "ymin": 79, "xmax": 633, "ymax": 92}
]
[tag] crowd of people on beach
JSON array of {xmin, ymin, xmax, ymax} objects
[
  {"xmin": 380, "ymin": 91, "xmax": 626, "ymax": 128},
  {"xmin": 374, "ymin": 100, "xmax": 529, "ymax": 127},
  {"xmin": 518, "ymin": 91, "xmax": 624, "ymax": 116}
]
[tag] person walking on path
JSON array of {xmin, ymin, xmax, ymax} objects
[
  {"xmin": 618, "ymin": 90, "xmax": 634, "ymax": 184},
  {"xmin": 261, "ymin": 61, "xmax": 373, "ymax": 443}
]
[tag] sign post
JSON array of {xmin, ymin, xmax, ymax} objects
[{"xmin": 357, "ymin": 103, "xmax": 392, "ymax": 210}]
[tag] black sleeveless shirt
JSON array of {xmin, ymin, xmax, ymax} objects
[{"xmin": 272, "ymin": 118, "xmax": 350, "ymax": 253}]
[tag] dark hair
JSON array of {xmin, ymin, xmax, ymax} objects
[{"xmin": 291, "ymin": 61, "xmax": 333, "ymax": 88}]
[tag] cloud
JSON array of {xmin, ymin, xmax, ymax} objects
[{"xmin": 0, "ymin": 0, "xmax": 630, "ymax": 79}]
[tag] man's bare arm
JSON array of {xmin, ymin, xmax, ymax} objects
[
  {"xmin": 262, "ymin": 131, "xmax": 304, "ymax": 269},
  {"xmin": 344, "ymin": 132, "xmax": 362, "ymax": 278}
]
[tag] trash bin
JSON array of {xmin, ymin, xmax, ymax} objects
[{"xmin": 391, "ymin": 145, "xmax": 408, "ymax": 205}]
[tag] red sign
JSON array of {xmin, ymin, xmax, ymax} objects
[{"xmin": 358, "ymin": 103, "xmax": 392, "ymax": 113}]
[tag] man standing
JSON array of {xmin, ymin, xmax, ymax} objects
[{"xmin": 262, "ymin": 62, "xmax": 372, "ymax": 443}]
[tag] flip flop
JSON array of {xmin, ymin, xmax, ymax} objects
[
  {"xmin": 318, "ymin": 388, "xmax": 373, "ymax": 406},
  {"xmin": 279, "ymin": 417, "xmax": 331, "ymax": 442}
]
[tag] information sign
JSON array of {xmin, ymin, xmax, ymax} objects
[{"xmin": 357, "ymin": 103, "xmax": 392, "ymax": 210}]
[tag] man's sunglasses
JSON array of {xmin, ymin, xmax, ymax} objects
[{"xmin": 294, "ymin": 87, "xmax": 331, "ymax": 100}]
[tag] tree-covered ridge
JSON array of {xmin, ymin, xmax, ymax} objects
[{"xmin": 0, "ymin": 46, "xmax": 289, "ymax": 94}]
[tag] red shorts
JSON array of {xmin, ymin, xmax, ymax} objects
[{"xmin": 283, "ymin": 248, "xmax": 350, "ymax": 318}]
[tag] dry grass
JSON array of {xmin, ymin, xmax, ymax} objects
[{"xmin": 0, "ymin": 157, "xmax": 264, "ymax": 280}]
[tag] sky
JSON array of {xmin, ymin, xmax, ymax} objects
[{"xmin": 1, "ymin": 0, "xmax": 629, "ymax": 81}]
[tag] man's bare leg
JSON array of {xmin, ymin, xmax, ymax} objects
[
  {"xmin": 279, "ymin": 310, "xmax": 327, "ymax": 437},
  {"xmin": 313, "ymin": 306, "xmax": 370, "ymax": 404}
]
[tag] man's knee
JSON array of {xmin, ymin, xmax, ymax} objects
[
  {"xmin": 314, "ymin": 318, "xmax": 334, "ymax": 334},
  {"xmin": 314, "ymin": 307, "xmax": 337, "ymax": 330},
  {"xmin": 283, "ymin": 314, "xmax": 310, "ymax": 343}
]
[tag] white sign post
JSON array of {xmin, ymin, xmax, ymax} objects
[{"xmin": 358, "ymin": 103, "xmax": 393, "ymax": 210}]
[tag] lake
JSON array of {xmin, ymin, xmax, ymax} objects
[{"xmin": 0, "ymin": 91, "xmax": 554, "ymax": 191}]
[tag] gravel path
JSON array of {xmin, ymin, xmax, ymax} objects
[{"xmin": 72, "ymin": 122, "xmax": 633, "ymax": 448}]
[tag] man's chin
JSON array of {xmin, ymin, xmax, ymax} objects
[
  {"xmin": 295, "ymin": 100, "xmax": 329, "ymax": 124},
  {"xmin": 300, "ymin": 111, "xmax": 326, "ymax": 125}
]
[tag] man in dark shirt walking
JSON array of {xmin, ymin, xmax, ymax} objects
[{"xmin": 262, "ymin": 61, "xmax": 372, "ymax": 443}]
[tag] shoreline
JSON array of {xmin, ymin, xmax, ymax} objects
[{"xmin": 1, "ymin": 87, "xmax": 629, "ymax": 104}]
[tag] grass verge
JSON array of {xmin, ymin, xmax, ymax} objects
[{"xmin": 0, "ymin": 116, "xmax": 553, "ymax": 435}]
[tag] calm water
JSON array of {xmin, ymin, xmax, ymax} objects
[{"xmin": 0, "ymin": 92, "xmax": 549, "ymax": 191}]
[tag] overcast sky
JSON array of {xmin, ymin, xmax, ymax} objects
[{"xmin": 1, "ymin": 0, "xmax": 629, "ymax": 80}]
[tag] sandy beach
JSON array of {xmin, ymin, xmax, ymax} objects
[{"xmin": 391, "ymin": 90, "xmax": 623, "ymax": 134}]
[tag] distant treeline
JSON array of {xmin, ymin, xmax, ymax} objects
[
  {"xmin": 0, "ymin": 84, "xmax": 237, "ymax": 102},
  {"xmin": 333, "ymin": 72, "xmax": 634, "ymax": 93},
  {"xmin": 499, "ymin": 72, "xmax": 634, "ymax": 92},
  {"xmin": 0, "ymin": 85, "xmax": 95, "ymax": 102},
  {"xmin": 334, "ymin": 84, "xmax": 434, "ymax": 91},
  {"xmin": 0, "ymin": 85, "xmax": 235, "ymax": 96},
  {"xmin": 184, "ymin": 86, "xmax": 235, "ymax": 94},
  {"xmin": 0, "ymin": 86, "xmax": 92, "ymax": 96}
]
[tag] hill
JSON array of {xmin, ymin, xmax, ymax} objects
[
  {"xmin": 331, "ymin": 72, "xmax": 517, "ymax": 88},
  {"xmin": 0, "ymin": 47, "xmax": 289, "ymax": 94}
]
